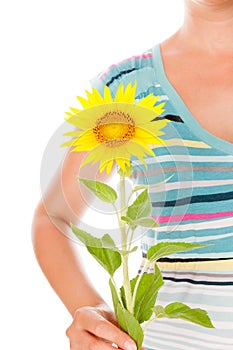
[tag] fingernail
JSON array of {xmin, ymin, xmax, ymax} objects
[{"xmin": 124, "ymin": 340, "xmax": 137, "ymax": 350}]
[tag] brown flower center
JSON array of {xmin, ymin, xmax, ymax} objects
[{"xmin": 93, "ymin": 110, "xmax": 135, "ymax": 147}]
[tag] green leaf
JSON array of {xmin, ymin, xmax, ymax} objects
[
  {"xmin": 147, "ymin": 242, "xmax": 207, "ymax": 262},
  {"xmin": 79, "ymin": 177, "xmax": 117, "ymax": 203},
  {"xmin": 71, "ymin": 225, "xmax": 121, "ymax": 276},
  {"xmin": 119, "ymin": 265, "xmax": 163, "ymax": 324},
  {"xmin": 133, "ymin": 217, "xmax": 159, "ymax": 228},
  {"xmin": 101, "ymin": 234, "xmax": 117, "ymax": 249},
  {"xmin": 119, "ymin": 246, "xmax": 138, "ymax": 256},
  {"xmin": 117, "ymin": 164, "xmax": 133, "ymax": 177},
  {"xmin": 133, "ymin": 175, "xmax": 174, "ymax": 192},
  {"xmin": 116, "ymin": 303, "xmax": 144, "ymax": 350},
  {"xmin": 152, "ymin": 305, "xmax": 167, "ymax": 318},
  {"xmin": 109, "ymin": 278, "xmax": 121, "ymax": 316},
  {"xmin": 130, "ymin": 275, "xmax": 138, "ymax": 291},
  {"xmin": 121, "ymin": 215, "xmax": 158, "ymax": 230},
  {"xmin": 127, "ymin": 189, "xmax": 152, "ymax": 221},
  {"xmin": 86, "ymin": 246, "xmax": 122, "ymax": 276},
  {"xmin": 120, "ymin": 285, "xmax": 127, "ymax": 309},
  {"xmin": 130, "ymin": 246, "xmax": 138, "ymax": 253},
  {"xmin": 132, "ymin": 265, "xmax": 164, "ymax": 323},
  {"xmin": 153, "ymin": 302, "xmax": 214, "ymax": 328},
  {"xmin": 71, "ymin": 224, "xmax": 102, "ymax": 247},
  {"xmin": 121, "ymin": 216, "xmax": 133, "ymax": 225}
]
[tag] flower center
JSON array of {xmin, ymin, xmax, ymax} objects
[{"xmin": 93, "ymin": 110, "xmax": 135, "ymax": 147}]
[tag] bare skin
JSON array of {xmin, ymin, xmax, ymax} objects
[
  {"xmin": 160, "ymin": 0, "xmax": 233, "ymax": 144},
  {"xmin": 32, "ymin": 151, "xmax": 141, "ymax": 350},
  {"xmin": 32, "ymin": 1, "xmax": 233, "ymax": 350}
]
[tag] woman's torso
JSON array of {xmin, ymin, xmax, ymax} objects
[{"xmin": 90, "ymin": 42, "xmax": 233, "ymax": 350}]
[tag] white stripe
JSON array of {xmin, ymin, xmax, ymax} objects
[
  {"xmin": 141, "ymin": 245, "xmax": 233, "ymax": 258},
  {"xmin": 145, "ymin": 323, "xmax": 233, "ymax": 346},
  {"xmin": 187, "ymin": 319, "xmax": 233, "ymax": 330},
  {"xmin": 144, "ymin": 335, "xmax": 208, "ymax": 350},
  {"xmin": 156, "ymin": 299, "xmax": 233, "ymax": 313},
  {"xmin": 153, "ymin": 217, "xmax": 233, "ymax": 232},
  {"xmin": 131, "ymin": 154, "xmax": 233, "ymax": 165},
  {"xmin": 157, "ymin": 95, "xmax": 169, "ymax": 102},
  {"xmin": 159, "ymin": 270, "xmax": 233, "ymax": 284},
  {"xmin": 149, "ymin": 280, "xmax": 233, "ymax": 297},
  {"xmin": 171, "ymin": 252, "xmax": 233, "ymax": 259},
  {"xmin": 149, "ymin": 179, "xmax": 233, "ymax": 193},
  {"xmin": 145, "ymin": 329, "xmax": 233, "ymax": 350},
  {"xmin": 146, "ymin": 317, "xmax": 233, "ymax": 330}
]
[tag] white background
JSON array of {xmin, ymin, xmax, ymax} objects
[{"xmin": 0, "ymin": 1, "xmax": 184, "ymax": 349}]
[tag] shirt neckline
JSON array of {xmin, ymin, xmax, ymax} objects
[{"xmin": 151, "ymin": 43, "xmax": 233, "ymax": 156}]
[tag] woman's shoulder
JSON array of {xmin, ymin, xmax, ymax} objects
[{"xmin": 89, "ymin": 45, "xmax": 156, "ymax": 97}]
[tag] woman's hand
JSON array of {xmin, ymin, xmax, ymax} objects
[{"xmin": 66, "ymin": 303, "xmax": 145, "ymax": 350}]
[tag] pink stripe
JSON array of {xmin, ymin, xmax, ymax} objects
[
  {"xmin": 99, "ymin": 52, "xmax": 152, "ymax": 79},
  {"xmin": 153, "ymin": 211, "xmax": 233, "ymax": 224}
]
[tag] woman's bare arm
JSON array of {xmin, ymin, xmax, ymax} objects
[
  {"xmin": 31, "ymin": 150, "xmax": 138, "ymax": 350},
  {"xmin": 32, "ymin": 150, "xmax": 107, "ymax": 315}
]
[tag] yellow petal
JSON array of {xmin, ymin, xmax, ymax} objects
[
  {"xmin": 134, "ymin": 127, "xmax": 166, "ymax": 145},
  {"xmin": 69, "ymin": 130, "xmax": 98, "ymax": 150},
  {"xmin": 69, "ymin": 107, "xmax": 81, "ymax": 114},
  {"xmin": 65, "ymin": 111, "xmax": 73, "ymax": 118},
  {"xmin": 152, "ymin": 102, "xmax": 166, "ymax": 114},
  {"xmin": 64, "ymin": 114, "xmax": 88, "ymax": 129},
  {"xmin": 63, "ymin": 130, "xmax": 82, "ymax": 137},
  {"xmin": 64, "ymin": 104, "xmax": 107, "ymax": 130},
  {"xmin": 124, "ymin": 144, "xmax": 149, "ymax": 169},
  {"xmin": 80, "ymin": 144, "xmax": 112, "ymax": 169},
  {"xmin": 137, "ymin": 94, "xmax": 159, "ymax": 109},
  {"xmin": 106, "ymin": 159, "xmax": 114, "ymax": 174},
  {"xmin": 103, "ymin": 85, "xmax": 113, "ymax": 103},
  {"xmin": 91, "ymin": 87, "xmax": 105, "ymax": 104},
  {"xmin": 116, "ymin": 158, "xmax": 130, "ymax": 173},
  {"xmin": 76, "ymin": 95, "xmax": 91, "ymax": 109},
  {"xmin": 125, "ymin": 140, "xmax": 155, "ymax": 158},
  {"xmin": 79, "ymin": 148, "xmax": 100, "ymax": 167},
  {"xmin": 123, "ymin": 81, "xmax": 137, "ymax": 103},
  {"xmin": 114, "ymin": 83, "xmax": 125, "ymax": 102},
  {"xmin": 61, "ymin": 140, "xmax": 76, "ymax": 147},
  {"xmin": 99, "ymin": 159, "xmax": 114, "ymax": 174},
  {"xmin": 85, "ymin": 88, "xmax": 104, "ymax": 106},
  {"xmin": 111, "ymin": 144, "xmax": 131, "ymax": 159},
  {"xmin": 130, "ymin": 106, "xmax": 160, "ymax": 125},
  {"xmin": 143, "ymin": 119, "xmax": 169, "ymax": 134}
]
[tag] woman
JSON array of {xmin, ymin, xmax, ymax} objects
[{"xmin": 32, "ymin": 1, "xmax": 233, "ymax": 349}]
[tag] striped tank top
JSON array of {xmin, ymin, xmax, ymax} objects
[{"xmin": 89, "ymin": 43, "xmax": 233, "ymax": 350}]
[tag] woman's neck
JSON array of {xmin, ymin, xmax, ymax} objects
[{"xmin": 176, "ymin": 0, "xmax": 233, "ymax": 55}]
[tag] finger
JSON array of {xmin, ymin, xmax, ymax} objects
[
  {"xmin": 79, "ymin": 310, "xmax": 137, "ymax": 350},
  {"xmin": 69, "ymin": 330, "xmax": 123, "ymax": 350},
  {"xmin": 66, "ymin": 322, "xmax": 123, "ymax": 349}
]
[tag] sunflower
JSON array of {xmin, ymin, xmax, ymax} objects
[{"xmin": 62, "ymin": 81, "xmax": 170, "ymax": 175}]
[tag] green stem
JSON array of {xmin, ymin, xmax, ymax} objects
[
  {"xmin": 110, "ymin": 276, "xmax": 124, "ymax": 308},
  {"xmin": 142, "ymin": 316, "xmax": 157, "ymax": 332},
  {"xmin": 131, "ymin": 259, "xmax": 151, "ymax": 311},
  {"xmin": 112, "ymin": 202, "xmax": 121, "ymax": 227},
  {"xmin": 126, "ymin": 188, "xmax": 135, "ymax": 208},
  {"xmin": 120, "ymin": 173, "xmax": 132, "ymax": 312},
  {"xmin": 128, "ymin": 227, "xmax": 135, "ymax": 251},
  {"xmin": 126, "ymin": 225, "xmax": 131, "ymax": 244}
]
